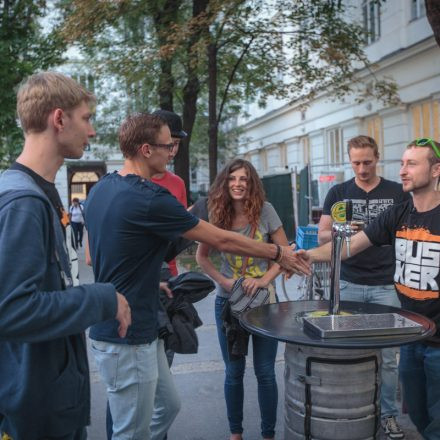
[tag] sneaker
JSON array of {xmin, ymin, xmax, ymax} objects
[{"xmin": 381, "ymin": 416, "xmax": 405, "ymax": 439}]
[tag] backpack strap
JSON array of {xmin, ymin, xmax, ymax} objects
[{"xmin": 0, "ymin": 190, "xmax": 67, "ymax": 289}]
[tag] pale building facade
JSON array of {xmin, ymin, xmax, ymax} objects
[{"xmin": 236, "ymin": 0, "xmax": 439, "ymax": 208}]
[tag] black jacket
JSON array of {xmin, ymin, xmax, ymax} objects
[{"xmin": 158, "ymin": 271, "xmax": 214, "ymax": 353}]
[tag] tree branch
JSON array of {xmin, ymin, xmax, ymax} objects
[{"xmin": 217, "ymin": 35, "xmax": 254, "ymax": 126}]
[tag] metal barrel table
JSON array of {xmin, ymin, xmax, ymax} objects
[{"xmin": 240, "ymin": 300, "xmax": 435, "ymax": 440}]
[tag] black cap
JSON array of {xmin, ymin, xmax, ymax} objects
[{"xmin": 152, "ymin": 109, "xmax": 187, "ymax": 138}]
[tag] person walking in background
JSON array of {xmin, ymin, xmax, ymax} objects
[
  {"xmin": 196, "ymin": 159, "xmax": 289, "ymax": 440},
  {"xmin": 0, "ymin": 71, "xmax": 131, "ymax": 440},
  {"xmin": 300, "ymin": 138, "xmax": 440, "ymax": 440},
  {"xmin": 69, "ymin": 197, "xmax": 85, "ymax": 248},
  {"xmin": 318, "ymin": 135, "xmax": 410, "ymax": 439}
]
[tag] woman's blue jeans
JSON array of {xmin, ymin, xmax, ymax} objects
[
  {"xmin": 215, "ymin": 296, "xmax": 278, "ymax": 438},
  {"xmin": 399, "ymin": 343, "xmax": 440, "ymax": 440}
]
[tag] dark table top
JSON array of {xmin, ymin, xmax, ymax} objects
[{"xmin": 240, "ymin": 300, "xmax": 435, "ymax": 349}]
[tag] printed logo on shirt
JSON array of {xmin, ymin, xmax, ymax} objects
[
  {"xmin": 349, "ymin": 198, "xmax": 394, "ymax": 222},
  {"xmin": 394, "ymin": 227, "xmax": 440, "ymax": 300},
  {"xmin": 226, "ymin": 229, "xmax": 266, "ymax": 279}
]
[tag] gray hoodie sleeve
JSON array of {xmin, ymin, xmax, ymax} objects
[{"xmin": 0, "ymin": 197, "xmax": 117, "ymax": 343}]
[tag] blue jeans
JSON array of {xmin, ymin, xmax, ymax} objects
[
  {"xmin": 91, "ymin": 338, "xmax": 180, "ymax": 440},
  {"xmin": 215, "ymin": 296, "xmax": 278, "ymax": 438},
  {"xmin": 399, "ymin": 343, "xmax": 440, "ymax": 439},
  {"xmin": 339, "ymin": 280, "xmax": 400, "ymax": 418}
]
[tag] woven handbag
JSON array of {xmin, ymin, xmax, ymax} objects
[{"xmin": 228, "ymin": 276, "xmax": 273, "ymax": 317}]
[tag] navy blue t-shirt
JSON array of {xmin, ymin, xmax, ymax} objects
[
  {"xmin": 85, "ymin": 172, "xmax": 199, "ymax": 344},
  {"xmin": 322, "ymin": 177, "xmax": 410, "ymax": 285}
]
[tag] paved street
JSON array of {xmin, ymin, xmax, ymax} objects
[{"xmin": 77, "ymin": 249, "xmax": 421, "ymax": 440}]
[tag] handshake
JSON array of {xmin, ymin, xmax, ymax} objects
[{"xmin": 275, "ymin": 245, "xmax": 313, "ymax": 277}]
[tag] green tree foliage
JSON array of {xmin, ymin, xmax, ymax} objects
[
  {"xmin": 0, "ymin": 0, "xmax": 64, "ymax": 168},
  {"xmin": 426, "ymin": 0, "xmax": 440, "ymax": 49},
  {"xmin": 62, "ymin": 0, "xmax": 399, "ymax": 187}
]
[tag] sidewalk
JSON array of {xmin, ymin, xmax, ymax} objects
[{"xmin": 78, "ymin": 250, "xmax": 421, "ymax": 439}]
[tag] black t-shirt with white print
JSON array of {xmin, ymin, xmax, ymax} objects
[
  {"xmin": 365, "ymin": 200, "xmax": 440, "ymax": 343},
  {"xmin": 322, "ymin": 177, "xmax": 411, "ymax": 285}
]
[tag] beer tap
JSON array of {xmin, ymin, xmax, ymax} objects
[{"xmin": 328, "ymin": 200, "xmax": 355, "ymax": 315}]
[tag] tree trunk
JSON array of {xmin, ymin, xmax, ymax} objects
[
  {"xmin": 179, "ymin": 74, "xmax": 199, "ymax": 200},
  {"xmin": 207, "ymin": 42, "xmax": 218, "ymax": 184},
  {"xmin": 174, "ymin": 0, "xmax": 210, "ymax": 201},
  {"xmin": 426, "ymin": 0, "xmax": 440, "ymax": 48},
  {"xmin": 158, "ymin": 57, "xmax": 174, "ymax": 111},
  {"xmin": 152, "ymin": 0, "xmax": 181, "ymax": 111}
]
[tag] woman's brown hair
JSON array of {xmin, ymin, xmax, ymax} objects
[{"xmin": 208, "ymin": 159, "xmax": 265, "ymax": 230}]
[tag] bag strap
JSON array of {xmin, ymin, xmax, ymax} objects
[
  {"xmin": 0, "ymin": 190, "xmax": 67, "ymax": 289},
  {"xmin": 241, "ymin": 224, "xmax": 257, "ymax": 276}
]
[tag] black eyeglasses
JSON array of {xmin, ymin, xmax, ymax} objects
[{"xmin": 412, "ymin": 138, "xmax": 440, "ymax": 159}]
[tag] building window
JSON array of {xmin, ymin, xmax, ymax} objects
[
  {"xmin": 363, "ymin": 0, "xmax": 381, "ymax": 45},
  {"xmin": 366, "ymin": 116, "xmax": 384, "ymax": 158},
  {"xmin": 259, "ymin": 148, "xmax": 268, "ymax": 173},
  {"xmin": 410, "ymin": 0, "xmax": 426, "ymax": 20},
  {"xmin": 326, "ymin": 128, "xmax": 344, "ymax": 167},
  {"xmin": 250, "ymin": 153, "xmax": 261, "ymax": 172},
  {"xmin": 71, "ymin": 183, "xmax": 84, "ymax": 193},
  {"xmin": 267, "ymin": 146, "xmax": 281, "ymax": 170},
  {"xmin": 366, "ymin": 115, "xmax": 384, "ymax": 174},
  {"xmin": 411, "ymin": 100, "xmax": 440, "ymax": 140},
  {"xmin": 300, "ymin": 137, "xmax": 310, "ymax": 165}
]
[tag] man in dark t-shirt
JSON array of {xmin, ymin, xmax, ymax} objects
[
  {"xmin": 85, "ymin": 113, "xmax": 309, "ymax": 440},
  {"xmin": 318, "ymin": 135, "xmax": 410, "ymax": 439},
  {"xmin": 305, "ymin": 138, "xmax": 440, "ymax": 440}
]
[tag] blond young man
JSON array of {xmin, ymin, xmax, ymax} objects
[
  {"xmin": 0, "ymin": 72, "xmax": 131, "ymax": 440},
  {"xmin": 302, "ymin": 139, "xmax": 440, "ymax": 440}
]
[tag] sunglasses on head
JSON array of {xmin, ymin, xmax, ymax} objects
[{"xmin": 412, "ymin": 138, "xmax": 440, "ymax": 159}]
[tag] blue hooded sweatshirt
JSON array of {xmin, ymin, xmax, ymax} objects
[{"xmin": 0, "ymin": 170, "xmax": 117, "ymax": 439}]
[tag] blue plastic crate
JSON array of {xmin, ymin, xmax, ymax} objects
[{"xmin": 296, "ymin": 225, "xmax": 319, "ymax": 250}]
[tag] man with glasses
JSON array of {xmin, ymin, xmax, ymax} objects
[
  {"xmin": 103, "ymin": 110, "xmax": 187, "ymax": 439},
  {"xmin": 302, "ymin": 138, "xmax": 440, "ymax": 440},
  {"xmin": 318, "ymin": 135, "xmax": 410, "ymax": 439},
  {"xmin": 85, "ymin": 113, "xmax": 309, "ymax": 440}
]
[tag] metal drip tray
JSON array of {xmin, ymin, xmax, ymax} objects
[{"xmin": 303, "ymin": 313, "xmax": 424, "ymax": 339}]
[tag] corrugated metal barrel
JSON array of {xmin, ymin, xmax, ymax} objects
[{"xmin": 284, "ymin": 344, "xmax": 381, "ymax": 440}]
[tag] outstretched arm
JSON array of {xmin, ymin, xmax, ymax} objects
[
  {"xmin": 298, "ymin": 230, "xmax": 373, "ymax": 267},
  {"xmin": 318, "ymin": 214, "xmax": 333, "ymax": 245},
  {"xmin": 184, "ymin": 220, "xmax": 310, "ymax": 275}
]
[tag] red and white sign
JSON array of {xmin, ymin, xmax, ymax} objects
[{"xmin": 319, "ymin": 175, "xmax": 336, "ymax": 182}]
